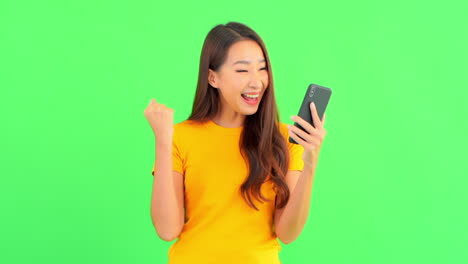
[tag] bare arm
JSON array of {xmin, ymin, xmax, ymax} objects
[
  {"xmin": 150, "ymin": 137, "xmax": 185, "ymax": 241},
  {"xmin": 275, "ymin": 163, "xmax": 316, "ymax": 244}
]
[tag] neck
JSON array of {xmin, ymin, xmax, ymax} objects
[{"xmin": 212, "ymin": 114, "xmax": 245, "ymax": 128}]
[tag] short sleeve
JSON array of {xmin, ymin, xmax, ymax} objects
[
  {"xmin": 151, "ymin": 132, "xmax": 184, "ymax": 176},
  {"xmin": 278, "ymin": 122, "xmax": 305, "ymax": 171},
  {"xmin": 288, "ymin": 139, "xmax": 304, "ymax": 171}
]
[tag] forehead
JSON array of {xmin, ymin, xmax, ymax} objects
[{"xmin": 226, "ymin": 40, "xmax": 265, "ymax": 63}]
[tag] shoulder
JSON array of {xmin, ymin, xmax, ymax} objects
[
  {"xmin": 277, "ymin": 121, "xmax": 302, "ymax": 152},
  {"xmin": 174, "ymin": 119, "xmax": 206, "ymax": 132},
  {"xmin": 276, "ymin": 121, "xmax": 290, "ymax": 138},
  {"xmin": 277, "ymin": 121, "xmax": 288, "ymax": 130},
  {"xmin": 172, "ymin": 119, "xmax": 207, "ymax": 141}
]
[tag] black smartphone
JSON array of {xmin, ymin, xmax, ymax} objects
[{"xmin": 289, "ymin": 84, "xmax": 332, "ymax": 144}]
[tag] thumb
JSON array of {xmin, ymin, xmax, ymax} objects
[{"xmin": 150, "ymin": 98, "xmax": 156, "ymax": 104}]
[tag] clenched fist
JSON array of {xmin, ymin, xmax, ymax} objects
[{"xmin": 144, "ymin": 99, "xmax": 174, "ymax": 143}]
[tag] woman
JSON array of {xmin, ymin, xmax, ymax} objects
[{"xmin": 144, "ymin": 21, "xmax": 327, "ymax": 264}]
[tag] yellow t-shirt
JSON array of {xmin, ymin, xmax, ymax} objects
[{"xmin": 152, "ymin": 119, "xmax": 304, "ymax": 264}]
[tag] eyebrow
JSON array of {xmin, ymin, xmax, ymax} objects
[{"xmin": 232, "ymin": 58, "xmax": 266, "ymax": 66}]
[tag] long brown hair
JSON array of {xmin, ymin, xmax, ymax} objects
[{"xmin": 187, "ymin": 22, "xmax": 290, "ymax": 211}]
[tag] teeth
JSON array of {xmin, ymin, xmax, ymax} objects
[{"xmin": 242, "ymin": 94, "xmax": 259, "ymax": 98}]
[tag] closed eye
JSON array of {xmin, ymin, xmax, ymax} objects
[{"xmin": 236, "ymin": 67, "xmax": 268, "ymax": 72}]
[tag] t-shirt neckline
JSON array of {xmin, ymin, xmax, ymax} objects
[{"xmin": 206, "ymin": 120, "xmax": 243, "ymax": 135}]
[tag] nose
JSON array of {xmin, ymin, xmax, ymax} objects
[
  {"xmin": 248, "ymin": 80, "xmax": 263, "ymax": 90},
  {"xmin": 249, "ymin": 73, "xmax": 265, "ymax": 89}
]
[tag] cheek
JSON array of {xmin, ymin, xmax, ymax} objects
[
  {"xmin": 229, "ymin": 75, "xmax": 246, "ymax": 85},
  {"xmin": 222, "ymin": 86, "xmax": 242, "ymax": 102},
  {"xmin": 262, "ymin": 72, "xmax": 269, "ymax": 86}
]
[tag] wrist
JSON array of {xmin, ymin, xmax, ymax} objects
[
  {"xmin": 155, "ymin": 136, "xmax": 172, "ymax": 149},
  {"xmin": 303, "ymin": 160, "xmax": 317, "ymax": 172}
]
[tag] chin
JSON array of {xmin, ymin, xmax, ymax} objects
[
  {"xmin": 244, "ymin": 107, "xmax": 259, "ymax": 115},
  {"xmin": 239, "ymin": 97, "xmax": 262, "ymax": 115}
]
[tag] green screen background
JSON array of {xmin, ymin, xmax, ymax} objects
[{"xmin": 1, "ymin": 0, "xmax": 467, "ymax": 263}]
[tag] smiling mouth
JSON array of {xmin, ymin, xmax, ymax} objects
[
  {"xmin": 241, "ymin": 93, "xmax": 259, "ymax": 98},
  {"xmin": 241, "ymin": 93, "xmax": 260, "ymax": 104}
]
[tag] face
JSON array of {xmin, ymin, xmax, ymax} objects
[{"xmin": 208, "ymin": 39, "xmax": 269, "ymax": 121}]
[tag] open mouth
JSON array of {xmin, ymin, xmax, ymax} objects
[{"xmin": 241, "ymin": 93, "xmax": 260, "ymax": 105}]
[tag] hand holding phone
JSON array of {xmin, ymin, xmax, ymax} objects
[{"xmin": 289, "ymin": 84, "xmax": 332, "ymax": 144}]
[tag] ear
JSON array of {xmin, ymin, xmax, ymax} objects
[{"xmin": 208, "ymin": 68, "xmax": 219, "ymax": 89}]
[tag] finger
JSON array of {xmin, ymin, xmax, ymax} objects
[
  {"xmin": 289, "ymin": 128, "xmax": 320, "ymax": 148},
  {"xmin": 289, "ymin": 125, "xmax": 314, "ymax": 143},
  {"xmin": 288, "ymin": 129, "xmax": 308, "ymax": 147},
  {"xmin": 291, "ymin": 115, "xmax": 315, "ymax": 134},
  {"xmin": 322, "ymin": 113, "xmax": 326, "ymax": 126},
  {"xmin": 296, "ymin": 127, "xmax": 322, "ymax": 145},
  {"xmin": 310, "ymin": 102, "xmax": 323, "ymax": 129}
]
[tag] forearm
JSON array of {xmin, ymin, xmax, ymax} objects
[
  {"xmin": 277, "ymin": 163, "xmax": 316, "ymax": 244},
  {"xmin": 151, "ymin": 138, "xmax": 182, "ymax": 241}
]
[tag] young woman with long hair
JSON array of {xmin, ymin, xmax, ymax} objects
[{"xmin": 144, "ymin": 21, "xmax": 327, "ymax": 264}]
